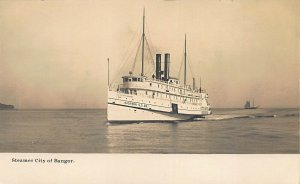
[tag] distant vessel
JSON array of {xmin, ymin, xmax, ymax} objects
[
  {"xmin": 107, "ymin": 10, "xmax": 211, "ymax": 122},
  {"xmin": 244, "ymin": 99, "xmax": 258, "ymax": 109},
  {"xmin": 0, "ymin": 103, "xmax": 14, "ymax": 110}
]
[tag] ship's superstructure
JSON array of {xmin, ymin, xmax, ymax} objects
[{"xmin": 107, "ymin": 10, "xmax": 211, "ymax": 122}]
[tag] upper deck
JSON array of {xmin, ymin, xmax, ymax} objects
[{"xmin": 118, "ymin": 75, "xmax": 207, "ymax": 99}]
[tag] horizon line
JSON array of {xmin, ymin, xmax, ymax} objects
[{"xmin": 7, "ymin": 107, "xmax": 299, "ymax": 110}]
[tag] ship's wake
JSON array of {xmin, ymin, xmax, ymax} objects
[
  {"xmin": 196, "ymin": 114, "xmax": 278, "ymax": 121},
  {"xmin": 106, "ymin": 109, "xmax": 298, "ymax": 124},
  {"xmin": 194, "ymin": 109, "xmax": 297, "ymax": 121}
]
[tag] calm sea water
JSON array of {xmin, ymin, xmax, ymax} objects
[{"xmin": 0, "ymin": 108, "xmax": 298, "ymax": 153}]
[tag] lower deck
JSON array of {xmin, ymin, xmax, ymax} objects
[
  {"xmin": 107, "ymin": 90, "xmax": 211, "ymax": 121},
  {"xmin": 107, "ymin": 103, "xmax": 197, "ymax": 122}
]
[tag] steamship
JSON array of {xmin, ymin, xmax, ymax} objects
[
  {"xmin": 107, "ymin": 10, "xmax": 211, "ymax": 122},
  {"xmin": 244, "ymin": 99, "xmax": 259, "ymax": 109}
]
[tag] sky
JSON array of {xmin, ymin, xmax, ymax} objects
[{"xmin": 0, "ymin": 0, "xmax": 298, "ymax": 108}]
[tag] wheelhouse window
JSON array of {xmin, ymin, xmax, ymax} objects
[
  {"xmin": 128, "ymin": 78, "xmax": 132, "ymax": 82},
  {"xmin": 123, "ymin": 78, "xmax": 129, "ymax": 82},
  {"xmin": 133, "ymin": 78, "xmax": 137, "ymax": 82}
]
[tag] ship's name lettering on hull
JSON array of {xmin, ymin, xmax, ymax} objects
[{"xmin": 124, "ymin": 101, "xmax": 148, "ymax": 108}]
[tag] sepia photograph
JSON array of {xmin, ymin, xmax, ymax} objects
[{"xmin": 0, "ymin": 0, "xmax": 299, "ymax": 183}]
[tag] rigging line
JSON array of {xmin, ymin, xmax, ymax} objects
[
  {"xmin": 121, "ymin": 41, "xmax": 140, "ymax": 71},
  {"xmin": 144, "ymin": 23, "xmax": 156, "ymax": 76},
  {"xmin": 184, "ymin": 42, "xmax": 195, "ymax": 81},
  {"xmin": 123, "ymin": 40, "xmax": 140, "ymax": 70},
  {"xmin": 111, "ymin": 42, "xmax": 139, "ymax": 87},
  {"xmin": 145, "ymin": 37, "xmax": 155, "ymax": 68},
  {"xmin": 110, "ymin": 23, "xmax": 142, "ymax": 84},
  {"xmin": 144, "ymin": 41, "xmax": 155, "ymax": 76},
  {"xmin": 131, "ymin": 36, "xmax": 143, "ymax": 73},
  {"xmin": 110, "ymin": 36, "xmax": 141, "ymax": 85},
  {"xmin": 145, "ymin": 21, "xmax": 156, "ymax": 53},
  {"xmin": 138, "ymin": 36, "xmax": 155, "ymax": 77},
  {"xmin": 177, "ymin": 46, "xmax": 185, "ymax": 79},
  {"xmin": 187, "ymin": 55, "xmax": 195, "ymax": 79},
  {"xmin": 119, "ymin": 23, "xmax": 142, "ymax": 68},
  {"xmin": 177, "ymin": 53, "xmax": 184, "ymax": 79},
  {"xmin": 144, "ymin": 21, "xmax": 156, "ymax": 77}
]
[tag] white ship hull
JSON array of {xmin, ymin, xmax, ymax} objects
[
  {"xmin": 107, "ymin": 90, "xmax": 211, "ymax": 122},
  {"xmin": 107, "ymin": 103, "xmax": 195, "ymax": 122}
]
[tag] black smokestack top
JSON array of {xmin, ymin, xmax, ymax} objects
[
  {"xmin": 155, "ymin": 54, "xmax": 161, "ymax": 80},
  {"xmin": 164, "ymin": 53, "xmax": 170, "ymax": 81}
]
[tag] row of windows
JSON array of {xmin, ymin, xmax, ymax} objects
[
  {"xmin": 148, "ymin": 83, "xmax": 195, "ymax": 96},
  {"xmin": 121, "ymin": 88, "xmax": 200, "ymax": 103},
  {"xmin": 149, "ymin": 82, "xmax": 186, "ymax": 94},
  {"xmin": 122, "ymin": 89, "xmax": 137, "ymax": 95},
  {"xmin": 123, "ymin": 77, "xmax": 142, "ymax": 82},
  {"xmin": 123, "ymin": 79, "xmax": 195, "ymax": 96}
]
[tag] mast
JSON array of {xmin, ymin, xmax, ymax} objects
[
  {"xmin": 184, "ymin": 34, "xmax": 187, "ymax": 86},
  {"xmin": 107, "ymin": 58, "xmax": 110, "ymax": 86},
  {"xmin": 141, "ymin": 8, "xmax": 145, "ymax": 76}
]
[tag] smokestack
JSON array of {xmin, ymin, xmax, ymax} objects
[
  {"xmin": 193, "ymin": 78, "xmax": 195, "ymax": 90},
  {"xmin": 164, "ymin": 53, "xmax": 170, "ymax": 81},
  {"xmin": 155, "ymin": 54, "xmax": 161, "ymax": 80}
]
